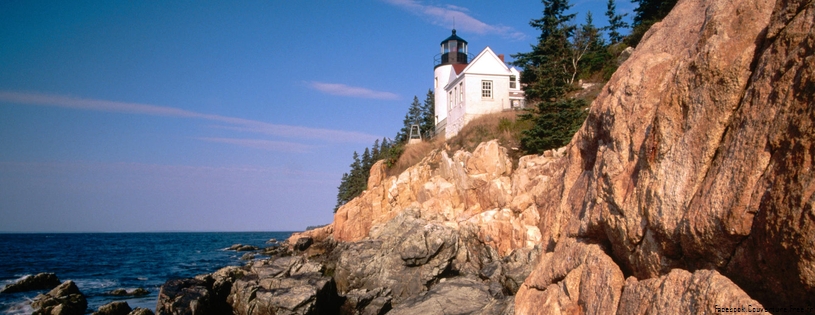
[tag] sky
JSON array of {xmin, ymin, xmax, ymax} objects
[{"xmin": 0, "ymin": 0, "xmax": 634, "ymax": 232}]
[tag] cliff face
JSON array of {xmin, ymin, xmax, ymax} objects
[{"xmin": 315, "ymin": 0, "xmax": 815, "ymax": 311}]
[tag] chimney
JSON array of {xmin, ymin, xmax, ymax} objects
[{"xmin": 498, "ymin": 54, "xmax": 505, "ymax": 63}]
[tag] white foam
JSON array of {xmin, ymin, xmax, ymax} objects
[
  {"xmin": 2, "ymin": 300, "xmax": 34, "ymax": 315},
  {"xmin": 73, "ymin": 279, "xmax": 117, "ymax": 290}
]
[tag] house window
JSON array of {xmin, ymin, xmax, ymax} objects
[
  {"xmin": 510, "ymin": 76, "xmax": 516, "ymax": 89},
  {"xmin": 455, "ymin": 86, "xmax": 458, "ymax": 104},
  {"xmin": 482, "ymin": 80, "xmax": 493, "ymax": 98},
  {"xmin": 448, "ymin": 91, "xmax": 453, "ymax": 111},
  {"xmin": 459, "ymin": 83, "xmax": 463, "ymax": 103}
]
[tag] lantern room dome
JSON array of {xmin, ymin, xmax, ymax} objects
[{"xmin": 440, "ymin": 29, "xmax": 468, "ymax": 45}]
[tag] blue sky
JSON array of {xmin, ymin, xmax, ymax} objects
[{"xmin": 0, "ymin": 0, "xmax": 634, "ymax": 232}]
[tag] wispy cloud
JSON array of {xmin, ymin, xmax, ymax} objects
[
  {"xmin": 0, "ymin": 91, "xmax": 380, "ymax": 144},
  {"xmin": 197, "ymin": 137, "xmax": 314, "ymax": 153},
  {"xmin": 307, "ymin": 82, "xmax": 400, "ymax": 100},
  {"xmin": 384, "ymin": 0, "xmax": 526, "ymax": 40}
]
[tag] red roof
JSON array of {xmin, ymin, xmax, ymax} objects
[{"xmin": 452, "ymin": 63, "xmax": 468, "ymax": 75}]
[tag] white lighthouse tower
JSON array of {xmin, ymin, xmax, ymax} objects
[{"xmin": 433, "ymin": 29, "xmax": 469, "ymax": 137}]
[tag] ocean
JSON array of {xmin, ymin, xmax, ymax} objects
[{"xmin": 0, "ymin": 232, "xmax": 293, "ymax": 314}]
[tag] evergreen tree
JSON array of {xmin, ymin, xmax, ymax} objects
[
  {"xmin": 361, "ymin": 147, "xmax": 373, "ymax": 171},
  {"xmin": 396, "ymin": 96, "xmax": 423, "ymax": 143},
  {"xmin": 513, "ymin": 0, "xmax": 590, "ymax": 154},
  {"xmin": 604, "ymin": 0, "xmax": 629, "ymax": 44},
  {"xmin": 512, "ymin": 0, "xmax": 575, "ymax": 103},
  {"xmin": 335, "ymin": 172, "xmax": 350, "ymax": 212},
  {"xmin": 395, "ymin": 113, "xmax": 410, "ymax": 143},
  {"xmin": 421, "ymin": 90, "xmax": 435, "ymax": 139},
  {"xmin": 380, "ymin": 137, "xmax": 390, "ymax": 156},
  {"xmin": 371, "ymin": 139, "xmax": 380, "ymax": 161}
]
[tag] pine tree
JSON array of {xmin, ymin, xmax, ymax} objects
[
  {"xmin": 371, "ymin": 139, "xmax": 380, "ymax": 162},
  {"xmin": 513, "ymin": 0, "xmax": 590, "ymax": 154},
  {"xmin": 604, "ymin": 0, "xmax": 629, "ymax": 44},
  {"xmin": 361, "ymin": 147, "xmax": 372, "ymax": 171},
  {"xmin": 396, "ymin": 96, "xmax": 423, "ymax": 143},
  {"xmin": 512, "ymin": 0, "xmax": 575, "ymax": 103},
  {"xmin": 334, "ymin": 172, "xmax": 350, "ymax": 212},
  {"xmin": 421, "ymin": 90, "xmax": 435, "ymax": 139}
]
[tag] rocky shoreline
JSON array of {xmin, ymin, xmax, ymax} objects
[
  {"xmin": 5, "ymin": 0, "xmax": 813, "ymax": 313},
  {"xmin": 152, "ymin": 209, "xmax": 537, "ymax": 315}
]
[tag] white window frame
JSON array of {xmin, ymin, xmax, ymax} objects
[
  {"xmin": 459, "ymin": 83, "xmax": 463, "ymax": 105},
  {"xmin": 482, "ymin": 80, "xmax": 493, "ymax": 99}
]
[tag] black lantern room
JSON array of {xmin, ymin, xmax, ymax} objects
[{"xmin": 438, "ymin": 29, "xmax": 468, "ymax": 66}]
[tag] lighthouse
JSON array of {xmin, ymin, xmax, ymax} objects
[{"xmin": 433, "ymin": 29, "xmax": 469, "ymax": 136}]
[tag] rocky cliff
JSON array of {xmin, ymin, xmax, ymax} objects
[
  {"xmin": 321, "ymin": 0, "xmax": 815, "ymax": 312},
  {"xmin": 159, "ymin": 0, "xmax": 813, "ymax": 313}
]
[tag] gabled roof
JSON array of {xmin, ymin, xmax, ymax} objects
[{"xmin": 444, "ymin": 46, "xmax": 513, "ymax": 90}]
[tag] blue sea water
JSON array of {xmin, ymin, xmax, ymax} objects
[{"xmin": 0, "ymin": 232, "xmax": 293, "ymax": 314}]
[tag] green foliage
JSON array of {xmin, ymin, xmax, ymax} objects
[
  {"xmin": 604, "ymin": 0, "xmax": 629, "ymax": 44},
  {"xmin": 520, "ymin": 98, "xmax": 587, "ymax": 153},
  {"xmin": 512, "ymin": 0, "xmax": 575, "ymax": 103},
  {"xmin": 513, "ymin": 0, "xmax": 629, "ymax": 154},
  {"xmin": 396, "ymin": 94, "xmax": 435, "ymax": 143},
  {"xmin": 571, "ymin": 12, "xmax": 610, "ymax": 83},
  {"xmin": 421, "ymin": 90, "xmax": 435, "ymax": 139}
]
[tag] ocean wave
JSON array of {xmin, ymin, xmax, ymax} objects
[
  {"xmin": 73, "ymin": 279, "xmax": 118, "ymax": 290},
  {"xmin": 2, "ymin": 299, "xmax": 34, "ymax": 315}
]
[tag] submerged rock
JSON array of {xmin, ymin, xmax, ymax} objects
[
  {"xmin": 0, "ymin": 273, "xmax": 61, "ymax": 294},
  {"xmin": 228, "ymin": 244, "xmax": 258, "ymax": 252}
]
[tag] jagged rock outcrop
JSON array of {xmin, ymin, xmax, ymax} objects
[
  {"xmin": 334, "ymin": 140, "xmax": 543, "ymax": 257},
  {"xmin": 387, "ymin": 277, "xmax": 495, "ymax": 315},
  {"xmin": 327, "ymin": 0, "xmax": 813, "ymax": 311},
  {"xmin": 515, "ymin": 238, "xmax": 624, "ymax": 315},
  {"xmin": 513, "ymin": 0, "xmax": 813, "ymax": 310},
  {"xmin": 228, "ymin": 256, "xmax": 340, "ymax": 315},
  {"xmin": 156, "ymin": 0, "xmax": 813, "ymax": 313},
  {"xmin": 31, "ymin": 280, "xmax": 87, "ymax": 315},
  {"xmin": 334, "ymin": 209, "xmax": 459, "ymax": 304},
  {"xmin": 0, "ymin": 273, "xmax": 61, "ymax": 294},
  {"xmin": 617, "ymin": 269, "xmax": 764, "ymax": 314},
  {"xmin": 155, "ymin": 278, "xmax": 212, "ymax": 315}
]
